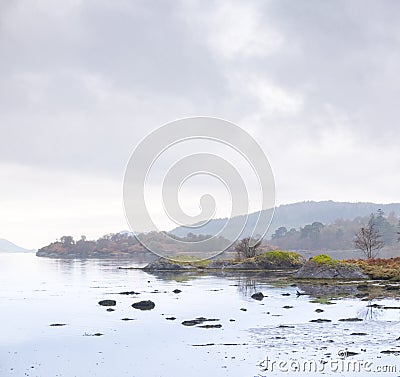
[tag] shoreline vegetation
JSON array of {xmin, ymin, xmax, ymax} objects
[
  {"xmin": 35, "ymin": 232, "xmax": 233, "ymax": 259},
  {"xmin": 36, "ymin": 207, "xmax": 400, "ymax": 281},
  {"xmin": 36, "ymin": 207, "xmax": 400, "ymax": 260},
  {"xmin": 35, "ymin": 234, "xmax": 400, "ymax": 281},
  {"xmin": 116, "ymin": 252, "xmax": 400, "ymax": 282}
]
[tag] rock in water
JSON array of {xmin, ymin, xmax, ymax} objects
[
  {"xmin": 143, "ymin": 258, "xmax": 193, "ymax": 271},
  {"xmin": 132, "ymin": 300, "xmax": 155, "ymax": 310},
  {"xmin": 182, "ymin": 320, "xmax": 201, "ymax": 326},
  {"xmin": 98, "ymin": 300, "xmax": 116, "ymax": 307},
  {"xmin": 251, "ymin": 292, "xmax": 264, "ymax": 301},
  {"xmin": 310, "ymin": 318, "xmax": 332, "ymax": 323},
  {"xmin": 182, "ymin": 317, "xmax": 220, "ymax": 326},
  {"xmin": 119, "ymin": 291, "xmax": 140, "ymax": 295},
  {"xmin": 198, "ymin": 324, "xmax": 222, "ymax": 329},
  {"xmin": 294, "ymin": 260, "xmax": 367, "ymax": 279}
]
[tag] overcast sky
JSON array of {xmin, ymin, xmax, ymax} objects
[{"xmin": 1, "ymin": 0, "xmax": 399, "ymax": 248}]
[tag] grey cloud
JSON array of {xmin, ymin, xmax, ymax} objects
[
  {"xmin": 0, "ymin": 0, "xmax": 232, "ymax": 176},
  {"xmin": 1, "ymin": 0, "xmax": 400, "ymax": 248},
  {"xmin": 251, "ymin": 1, "xmax": 400, "ymax": 138},
  {"xmin": 0, "ymin": 0, "xmax": 399, "ymax": 177}
]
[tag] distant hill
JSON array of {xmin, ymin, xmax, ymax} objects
[
  {"xmin": 171, "ymin": 201, "xmax": 400, "ymax": 240},
  {"xmin": 0, "ymin": 238, "xmax": 34, "ymax": 253}
]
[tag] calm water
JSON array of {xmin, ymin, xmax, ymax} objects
[{"xmin": 1, "ymin": 253, "xmax": 400, "ymax": 377}]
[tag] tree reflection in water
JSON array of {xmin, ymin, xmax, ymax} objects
[
  {"xmin": 357, "ymin": 300, "xmax": 384, "ymax": 320},
  {"xmin": 236, "ymin": 276, "xmax": 260, "ymax": 298}
]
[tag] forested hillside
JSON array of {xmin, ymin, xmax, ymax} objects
[
  {"xmin": 269, "ymin": 210, "xmax": 399, "ymax": 251},
  {"xmin": 172, "ymin": 201, "xmax": 400, "ymax": 241}
]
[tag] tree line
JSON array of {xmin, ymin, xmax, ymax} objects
[
  {"xmin": 269, "ymin": 209, "xmax": 400, "ymax": 254},
  {"xmin": 38, "ymin": 231, "xmax": 232, "ymax": 257}
]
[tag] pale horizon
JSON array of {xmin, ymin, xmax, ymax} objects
[{"xmin": 5, "ymin": 198, "xmax": 400, "ymax": 250}]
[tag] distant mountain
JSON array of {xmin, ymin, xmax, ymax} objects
[
  {"xmin": 171, "ymin": 200, "xmax": 400, "ymax": 240},
  {"xmin": 0, "ymin": 239, "xmax": 34, "ymax": 253}
]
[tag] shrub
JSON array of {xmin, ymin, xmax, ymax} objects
[{"xmin": 310, "ymin": 254, "xmax": 336, "ymax": 264}]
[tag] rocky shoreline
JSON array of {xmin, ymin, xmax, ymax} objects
[
  {"xmin": 36, "ymin": 246, "xmax": 400, "ymax": 282},
  {"xmin": 294, "ymin": 258, "xmax": 367, "ymax": 279},
  {"xmin": 132, "ymin": 253, "xmax": 369, "ymax": 281},
  {"xmin": 127, "ymin": 251, "xmax": 307, "ymax": 273}
]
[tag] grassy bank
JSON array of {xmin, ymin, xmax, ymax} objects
[{"xmin": 345, "ymin": 257, "xmax": 400, "ymax": 281}]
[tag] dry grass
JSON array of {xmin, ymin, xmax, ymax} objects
[{"xmin": 345, "ymin": 257, "xmax": 400, "ymax": 281}]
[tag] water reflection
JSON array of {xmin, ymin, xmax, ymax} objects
[
  {"xmin": 2, "ymin": 253, "xmax": 400, "ymax": 377},
  {"xmin": 357, "ymin": 300, "xmax": 384, "ymax": 320},
  {"xmin": 235, "ymin": 276, "xmax": 259, "ymax": 297}
]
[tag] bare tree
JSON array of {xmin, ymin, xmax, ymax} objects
[
  {"xmin": 354, "ymin": 213, "xmax": 384, "ymax": 259},
  {"xmin": 235, "ymin": 237, "xmax": 261, "ymax": 260}
]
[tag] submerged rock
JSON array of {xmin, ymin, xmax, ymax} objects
[
  {"xmin": 98, "ymin": 299, "xmax": 116, "ymax": 307},
  {"xmin": 119, "ymin": 291, "xmax": 140, "ymax": 295},
  {"xmin": 198, "ymin": 324, "xmax": 222, "ymax": 329},
  {"xmin": 182, "ymin": 317, "xmax": 219, "ymax": 326},
  {"xmin": 192, "ymin": 343, "xmax": 216, "ymax": 347},
  {"xmin": 132, "ymin": 300, "xmax": 155, "ymax": 310},
  {"xmin": 251, "ymin": 292, "xmax": 265, "ymax": 301},
  {"xmin": 381, "ymin": 350, "xmax": 400, "ymax": 355},
  {"xmin": 299, "ymin": 283, "xmax": 358, "ymax": 298},
  {"xmin": 182, "ymin": 320, "xmax": 200, "ymax": 326},
  {"xmin": 310, "ymin": 318, "xmax": 332, "ymax": 323}
]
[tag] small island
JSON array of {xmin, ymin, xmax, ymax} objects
[{"xmin": 36, "ymin": 209, "xmax": 400, "ymax": 281}]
